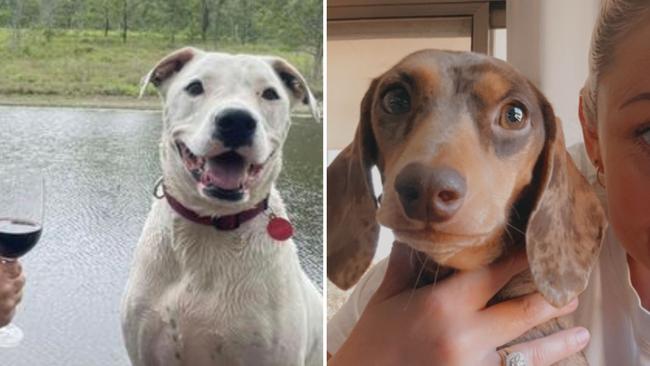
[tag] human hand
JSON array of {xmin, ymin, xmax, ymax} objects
[
  {"xmin": 0, "ymin": 261, "xmax": 25, "ymax": 327},
  {"xmin": 329, "ymin": 242, "xmax": 589, "ymax": 366}
]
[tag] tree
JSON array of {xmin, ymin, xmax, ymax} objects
[
  {"xmin": 217, "ymin": 0, "xmax": 256, "ymax": 44},
  {"xmin": 60, "ymin": 0, "xmax": 76, "ymax": 28},
  {"xmin": 9, "ymin": 0, "xmax": 22, "ymax": 49},
  {"xmin": 200, "ymin": 0, "xmax": 210, "ymax": 42},
  {"xmin": 0, "ymin": 0, "xmax": 324, "ymax": 88},
  {"xmin": 160, "ymin": 0, "xmax": 191, "ymax": 44},
  {"xmin": 92, "ymin": 0, "xmax": 117, "ymax": 36},
  {"xmin": 120, "ymin": 0, "xmax": 127, "ymax": 42},
  {"xmin": 258, "ymin": 0, "xmax": 323, "ymax": 79},
  {"xmin": 40, "ymin": 0, "xmax": 55, "ymax": 42},
  {"xmin": 101, "ymin": 0, "xmax": 114, "ymax": 36}
]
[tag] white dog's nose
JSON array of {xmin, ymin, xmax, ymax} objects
[{"xmin": 214, "ymin": 109, "xmax": 257, "ymax": 148}]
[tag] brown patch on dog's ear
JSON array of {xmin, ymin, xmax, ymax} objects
[
  {"xmin": 265, "ymin": 57, "xmax": 320, "ymax": 121},
  {"xmin": 327, "ymin": 80, "xmax": 380, "ymax": 289},
  {"xmin": 526, "ymin": 95, "xmax": 606, "ymax": 307},
  {"xmin": 139, "ymin": 47, "xmax": 200, "ymax": 97}
]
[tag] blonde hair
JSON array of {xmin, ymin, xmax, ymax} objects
[{"xmin": 581, "ymin": 0, "xmax": 650, "ymax": 125}]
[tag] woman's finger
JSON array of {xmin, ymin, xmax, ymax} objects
[
  {"xmin": 369, "ymin": 242, "xmax": 418, "ymax": 304},
  {"xmin": 486, "ymin": 327, "xmax": 590, "ymax": 366},
  {"xmin": 434, "ymin": 249, "xmax": 528, "ymax": 308},
  {"xmin": 13, "ymin": 291, "xmax": 22, "ymax": 306},
  {"xmin": 1, "ymin": 261, "xmax": 22, "ymax": 279},
  {"xmin": 479, "ymin": 292, "xmax": 579, "ymax": 348},
  {"xmin": 13, "ymin": 274, "xmax": 25, "ymax": 294},
  {"xmin": 0, "ymin": 308, "xmax": 15, "ymax": 327}
]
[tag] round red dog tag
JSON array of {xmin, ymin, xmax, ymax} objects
[{"xmin": 267, "ymin": 216, "xmax": 293, "ymax": 241}]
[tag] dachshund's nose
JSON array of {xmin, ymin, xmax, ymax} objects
[
  {"xmin": 395, "ymin": 163, "xmax": 466, "ymax": 223},
  {"xmin": 214, "ymin": 109, "xmax": 257, "ymax": 148}
]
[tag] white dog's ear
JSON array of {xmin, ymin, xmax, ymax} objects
[
  {"xmin": 264, "ymin": 57, "xmax": 320, "ymax": 121},
  {"xmin": 139, "ymin": 47, "xmax": 202, "ymax": 98}
]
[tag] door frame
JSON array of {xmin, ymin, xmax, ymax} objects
[{"xmin": 328, "ymin": 0, "xmax": 505, "ymax": 54}]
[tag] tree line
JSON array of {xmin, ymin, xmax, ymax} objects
[{"xmin": 0, "ymin": 0, "xmax": 322, "ymax": 79}]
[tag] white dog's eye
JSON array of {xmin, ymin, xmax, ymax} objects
[
  {"xmin": 185, "ymin": 80, "xmax": 204, "ymax": 96},
  {"xmin": 261, "ymin": 88, "xmax": 280, "ymax": 101}
]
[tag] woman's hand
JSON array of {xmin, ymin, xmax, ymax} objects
[
  {"xmin": 329, "ymin": 242, "xmax": 590, "ymax": 366},
  {"xmin": 0, "ymin": 261, "xmax": 25, "ymax": 327}
]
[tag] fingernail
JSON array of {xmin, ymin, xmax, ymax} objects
[{"xmin": 575, "ymin": 328, "xmax": 590, "ymax": 345}]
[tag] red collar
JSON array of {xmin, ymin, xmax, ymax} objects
[{"xmin": 162, "ymin": 185, "xmax": 268, "ymax": 231}]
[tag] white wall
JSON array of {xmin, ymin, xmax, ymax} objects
[{"xmin": 490, "ymin": 28, "xmax": 507, "ymax": 61}]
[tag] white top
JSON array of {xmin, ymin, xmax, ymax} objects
[{"xmin": 327, "ymin": 145, "xmax": 650, "ymax": 365}]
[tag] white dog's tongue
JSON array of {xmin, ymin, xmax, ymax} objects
[{"xmin": 202, "ymin": 152, "xmax": 247, "ymax": 190}]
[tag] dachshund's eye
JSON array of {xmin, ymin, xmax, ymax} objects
[
  {"xmin": 262, "ymin": 88, "xmax": 280, "ymax": 101},
  {"xmin": 185, "ymin": 80, "xmax": 204, "ymax": 96},
  {"xmin": 499, "ymin": 103, "xmax": 527, "ymax": 130},
  {"xmin": 382, "ymin": 86, "xmax": 411, "ymax": 115}
]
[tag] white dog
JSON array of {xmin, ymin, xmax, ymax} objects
[{"xmin": 121, "ymin": 47, "xmax": 322, "ymax": 366}]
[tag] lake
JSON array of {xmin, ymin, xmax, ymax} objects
[{"xmin": 0, "ymin": 106, "xmax": 322, "ymax": 365}]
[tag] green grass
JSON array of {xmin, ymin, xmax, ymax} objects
[{"xmin": 0, "ymin": 28, "xmax": 321, "ymax": 107}]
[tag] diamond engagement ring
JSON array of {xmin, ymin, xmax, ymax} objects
[{"xmin": 498, "ymin": 348, "xmax": 527, "ymax": 366}]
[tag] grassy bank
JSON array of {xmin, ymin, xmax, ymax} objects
[
  {"xmin": 0, "ymin": 28, "xmax": 321, "ymax": 108},
  {"xmin": 0, "ymin": 94, "xmax": 160, "ymax": 110}
]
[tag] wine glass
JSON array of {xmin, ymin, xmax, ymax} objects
[{"xmin": 0, "ymin": 169, "xmax": 44, "ymax": 347}]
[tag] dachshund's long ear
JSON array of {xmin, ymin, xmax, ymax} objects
[
  {"xmin": 526, "ymin": 95, "xmax": 606, "ymax": 307},
  {"xmin": 327, "ymin": 80, "xmax": 380, "ymax": 289}
]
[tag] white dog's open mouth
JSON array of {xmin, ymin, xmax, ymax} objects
[{"xmin": 176, "ymin": 141, "xmax": 265, "ymax": 201}]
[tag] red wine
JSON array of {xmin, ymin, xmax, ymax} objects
[{"xmin": 0, "ymin": 218, "xmax": 41, "ymax": 259}]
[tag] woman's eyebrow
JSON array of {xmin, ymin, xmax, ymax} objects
[{"xmin": 620, "ymin": 92, "xmax": 650, "ymax": 110}]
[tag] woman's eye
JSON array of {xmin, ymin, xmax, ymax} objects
[
  {"xmin": 262, "ymin": 88, "xmax": 280, "ymax": 101},
  {"xmin": 499, "ymin": 103, "xmax": 528, "ymax": 130},
  {"xmin": 382, "ymin": 86, "xmax": 411, "ymax": 115},
  {"xmin": 184, "ymin": 81, "xmax": 204, "ymax": 96},
  {"xmin": 641, "ymin": 129, "xmax": 650, "ymax": 145}
]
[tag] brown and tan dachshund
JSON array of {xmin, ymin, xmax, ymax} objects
[{"xmin": 327, "ymin": 50, "xmax": 606, "ymax": 365}]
